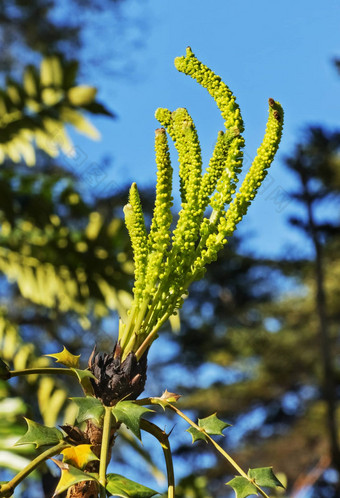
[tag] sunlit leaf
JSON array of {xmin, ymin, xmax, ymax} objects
[
  {"xmin": 187, "ymin": 427, "xmax": 208, "ymax": 443},
  {"xmin": 198, "ymin": 413, "xmax": 231, "ymax": 436},
  {"xmin": 51, "ymin": 459, "xmax": 97, "ymax": 496},
  {"xmin": 227, "ymin": 476, "xmax": 258, "ymax": 498},
  {"xmin": 68, "ymin": 86, "xmax": 97, "ymax": 106},
  {"xmin": 106, "ymin": 473, "xmax": 159, "ymax": 497},
  {"xmin": 46, "ymin": 347, "xmax": 80, "ymax": 368},
  {"xmin": 248, "ymin": 467, "xmax": 284, "ymax": 489},
  {"xmin": 15, "ymin": 418, "xmax": 64, "ymax": 448},
  {"xmin": 61, "ymin": 444, "xmax": 99, "ymax": 469},
  {"xmin": 111, "ymin": 401, "xmax": 153, "ymax": 440},
  {"xmin": 71, "ymin": 396, "xmax": 104, "ymax": 425},
  {"xmin": 60, "ymin": 108, "xmax": 100, "ymax": 139}
]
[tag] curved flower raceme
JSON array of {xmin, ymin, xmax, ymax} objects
[{"xmin": 118, "ymin": 48, "xmax": 284, "ymax": 360}]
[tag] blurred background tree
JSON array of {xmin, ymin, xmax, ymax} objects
[{"xmin": 0, "ymin": 2, "xmax": 339, "ymax": 498}]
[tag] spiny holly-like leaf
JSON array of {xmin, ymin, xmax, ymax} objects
[
  {"xmin": 187, "ymin": 426, "xmax": 208, "ymax": 443},
  {"xmin": 198, "ymin": 413, "xmax": 231, "ymax": 436},
  {"xmin": 152, "ymin": 390, "xmax": 181, "ymax": 410},
  {"xmin": 46, "ymin": 347, "xmax": 80, "ymax": 368},
  {"xmin": 15, "ymin": 418, "xmax": 64, "ymax": 448},
  {"xmin": 248, "ymin": 467, "xmax": 284, "ymax": 489},
  {"xmin": 111, "ymin": 401, "xmax": 153, "ymax": 440},
  {"xmin": 227, "ymin": 476, "xmax": 258, "ymax": 498},
  {"xmin": 0, "ymin": 358, "xmax": 10, "ymax": 380},
  {"xmin": 70, "ymin": 368, "xmax": 96, "ymax": 395},
  {"xmin": 106, "ymin": 473, "xmax": 159, "ymax": 497},
  {"xmin": 71, "ymin": 396, "xmax": 105, "ymax": 425},
  {"xmin": 51, "ymin": 459, "xmax": 97, "ymax": 496},
  {"xmin": 61, "ymin": 444, "xmax": 99, "ymax": 469}
]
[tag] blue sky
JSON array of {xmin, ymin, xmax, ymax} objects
[{"xmin": 65, "ymin": 0, "xmax": 340, "ymax": 258}]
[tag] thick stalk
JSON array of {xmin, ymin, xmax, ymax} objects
[
  {"xmin": 140, "ymin": 419, "xmax": 175, "ymax": 498},
  {"xmin": 9, "ymin": 367, "xmax": 77, "ymax": 378},
  {"xmin": 0, "ymin": 441, "xmax": 70, "ymax": 497},
  {"xmin": 99, "ymin": 407, "xmax": 113, "ymax": 492}
]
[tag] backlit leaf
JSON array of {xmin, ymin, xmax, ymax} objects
[
  {"xmin": 198, "ymin": 413, "xmax": 231, "ymax": 436},
  {"xmin": 46, "ymin": 347, "xmax": 80, "ymax": 368},
  {"xmin": 15, "ymin": 418, "xmax": 64, "ymax": 448},
  {"xmin": 248, "ymin": 467, "xmax": 284, "ymax": 489},
  {"xmin": 227, "ymin": 476, "xmax": 258, "ymax": 498},
  {"xmin": 52, "ymin": 459, "xmax": 97, "ymax": 496},
  {"xmin": 112, "ymin": 401, "xmax": 153, "ymax": 440},
  {"xmin": 106, "ymin": 473, "xmax": 159, "ymax": 497},
  {"xmin": 71, "ymin": 396, "xmax": 104, "ymax": 425},
  {"xmin": 61, "ymin": 444, "xmax": 99, "ymax": 469}
]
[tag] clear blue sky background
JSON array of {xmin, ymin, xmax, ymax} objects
[{"xmin": 66, "ymin": 0, "xmax": 340, "ymax": 258}]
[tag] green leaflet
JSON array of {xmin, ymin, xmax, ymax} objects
[
  {"xmin": 227, "ymin": 476, "xmax": 258, "ymax": 498},
  {"xmin": 51, "ymin": 459, "xmax": 98, "ymax": 496},
  {"xmin": 198, "ymin": 413, "xmax": 231, "ymax": 435},
  {"xmin": 187, "ymin": 427, "xmax": 208, "ymax": 443},
  {"xmin": 248, "ymin": 467, "xmax": 284, "ymax": 489},
  {"xmin": 106, "ymin": 473, "xmax": 159, "ymax": 498},
  {"xmin": 46, "ymin": 346, "xmax": 80, "ymax": 368},
  {"xmin": 111, "ymin": 401, "xmax": 153, "ymax": 440},
  {"xmin": 15, "ymin": 418, "xmax": 64, "ymax": 449},
  {"xmin": 226, "ymin": 468, "xmax": 284, "ymax": 498},
  {"xmin": 70, "ymin": 368, "xmax": 96, "ymax": 395},
  {"xmin": 61, "ymin": 444, "xmax": 99, "ymax": 470},
  {"xmin": 71, "ymin": 396, "xmax": 105, "ymax": 425}
]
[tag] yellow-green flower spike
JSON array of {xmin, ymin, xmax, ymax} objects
[
  {"xmin": 123, "ymin": 183, "xmax": 148, "ymax": 302},
  {"xmin": 118, "ymin": 50, "xmax": 284, "ymax": 363},
  {"xmin": 194, "ymin": 98, "xmax": 284, "ymax": 273},
  {"xmin": 146, "ymin": 128, "xmax": 173, "ymax": 295},
  {"xmin": 171, "ymin": 108, "xmax": 202, "ymax": 204},
  {"xmin": 174, "ymin": 47, "xmax": 244, "ymax": 134},
  {"xmin": 155, "ymin": 108, "xmax": 174, "ymax": 139}
]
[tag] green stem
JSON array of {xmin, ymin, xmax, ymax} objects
[
  {"xmin": 0, "ymin": 441, "xmax": 70, "ymax": 497},
  {"xmin": 98, "ymin": 406, "xmax": 113, "ymax": 496},
  {"xmin": 140, "ymin": 419, "xmax": 175, "ymax": 498},
  {"xmin": 9, "ymin": 367, "xmax": 77, "ymax": 378},
  {"xmin": 135, "ymin": 398, "xmax": 271, "ymax": 498},
  {"xmin": 166, "ymin": 403, "xmax": 270, "ymax": 498}
]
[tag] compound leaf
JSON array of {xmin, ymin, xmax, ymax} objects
[
  {"xmin": 15, "ymin": 418, "xmax": 64, "ymax": 448},
  {"xmin": 111, "ymin": 401, "xmax": 153, "ymax": 440},
  {"xmin": 227, "ymin": 476, "xmax": 258, "ymax": 498},
  {"xmin": 106, "ymin": 473, "xmax": 159, "ymax": 497}
]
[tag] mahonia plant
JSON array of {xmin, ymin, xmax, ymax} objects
[{"xmin": 0, "ymin": 48, "xmax": 284, "ymax": 498}]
